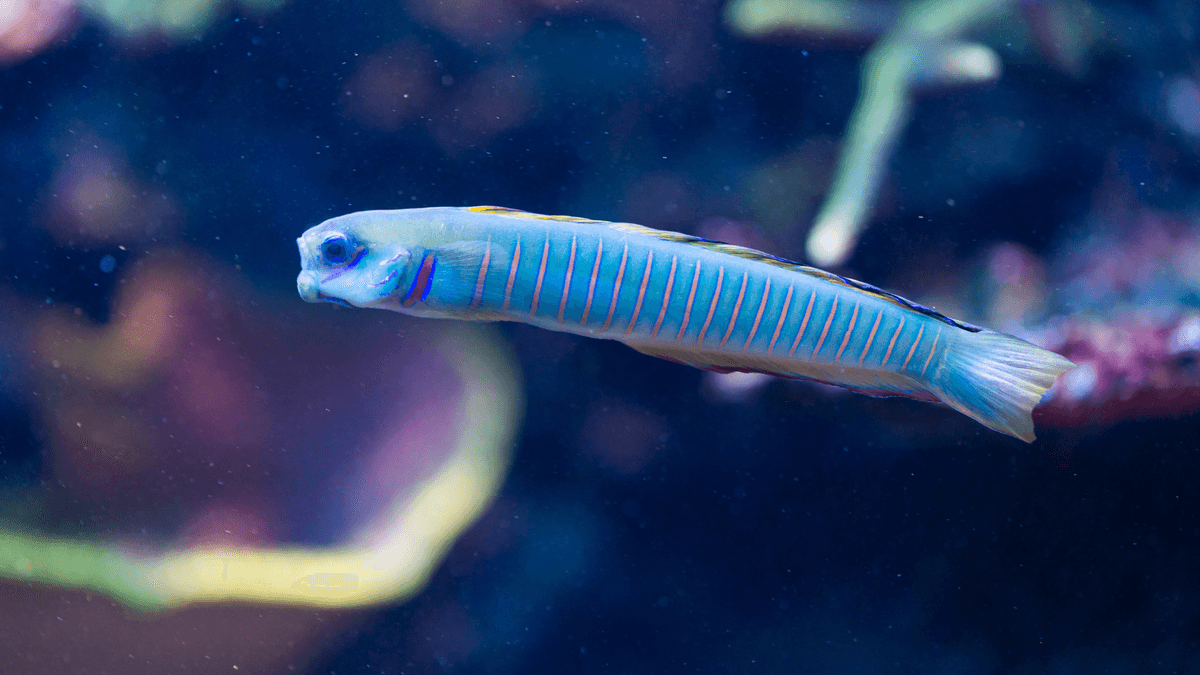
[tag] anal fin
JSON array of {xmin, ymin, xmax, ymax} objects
[{"xmin": 625, "ymin": 341, "xmax": 935, "ymax": 401}]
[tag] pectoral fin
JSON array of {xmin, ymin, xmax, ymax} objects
[
  {"xmin": 427, "ymin": 240, "xmax": 505, "ymax": 313},
  {"xmin": 433, "ymin": 240, "xmax": 494, "ymax": 274}
]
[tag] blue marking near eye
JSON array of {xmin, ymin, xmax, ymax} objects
[
  {"xmin": 419, "ymin": 258, "xmax": 437, "ymax": 302},
  {"xmin": 320, "ymin": 247, "xmax": 367, "ymax": 283},
  {"xmin": 370, "ymin": 269, "xmax": 399, "ymax": 288}
]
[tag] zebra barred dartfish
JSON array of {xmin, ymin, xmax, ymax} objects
[{"xmin": 296, "ymin": 206, "xmax": 1075, "ymax": 442}]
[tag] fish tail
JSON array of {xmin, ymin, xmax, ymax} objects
[{"xmin": 928, "ymin": 329, "xmax": 1075, "ymax": 443}]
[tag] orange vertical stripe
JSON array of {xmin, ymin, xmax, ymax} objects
[
  {"xmin": 720, "ymin": 271, "xmax": 749, "ymax": 348},
  {"xmin": 675, "ymin": 261, "xmax": 702, "ymax": 343},
  {"xmin": 626, "ymin": 251, "xmax": 654, "ymax": 336},
  {"xmin": 581, "ymin": 238, "xmax": 603, "ymax": 326},
  {"xmin": 882, "ymin": 317, "xmax": 905, "ymax": 366},
  {"xmin": 921, "ymin": 329, "xmax": 941, "ymax": 377},
  {"xmin": 651, "ymin": 256, "xmax": 677, "ymax": 338},
  {"xmin": 834, "ymin": 302, "xmax": 860, "ymax": 362},
  {"xmin": 811, "ymin": 296, "xmax": 838, "ymax": 359},
  {"xmin": 469, "ymin": 238, "xmax": 491, "ymax": 310},
  {"xmin": 767, "ymin": 284, "xmax": 794, "ymax": 354},
  {"xmin": 600, "ymin": 244, "xmax": 629, "ymax": 331},
  {"xmin": 697, "ymin": 266, "xmax": 725, "ymax": 345},
  {"xmin": 743, "ymin": 277, "xmax": 771, "ymax": 351},
  {"xmin": 901, "ymin": 324, "xmax": 925, "ymax": 370},
  {"xmin": 858, "ymin": 310, "xmax": 883, "ymax": 364},
  {"xmin": 501, "ymin": 236, "xmax": 521, "ymax": 312},
  {"xmin": 789, "ymin": 290, "xmax": 817, "ymax": 355},
  {"xmin": 401, "ymin": 254, "xmax": 437, "ymax": 307},
  {"xmin": 557, "ymin": 234, "xmax": 577, "ymax": 324},
  {"xmin": 530, "ymin": 235, "xmax": 550, "ymax": 317}
]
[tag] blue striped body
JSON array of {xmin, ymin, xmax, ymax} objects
[
  {"xmin": 297, "ymin": 206, "xmax": 1074, "ymax": 441},
  {"xmin": 403, "ymin": 207, "xmax": 949, "ymax": 391}
]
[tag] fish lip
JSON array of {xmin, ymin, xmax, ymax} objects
[{"xmin": 297, "ymin": 270, "xmax": 321, "ymax": 302}]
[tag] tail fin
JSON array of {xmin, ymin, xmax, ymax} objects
[{"xmin": 929, "ymin": 329, "xmax": 1075, "ymax": 442}]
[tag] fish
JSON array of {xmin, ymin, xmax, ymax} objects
[{"xmin": 296, "ymin": 206, "xmax": 1075, "ymax": 442}]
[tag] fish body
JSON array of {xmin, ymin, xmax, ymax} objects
[{"xmin": 297, "ymin": 206, "xmax": 1074, "ymax": 442}]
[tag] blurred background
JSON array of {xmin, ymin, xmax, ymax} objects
[{"xmin": 2, "ymin": 0, "xmax": 1200, "ymax": 672}]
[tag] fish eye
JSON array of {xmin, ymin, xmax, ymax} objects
[{"xmin": 321, "ymin": 235, "xmax": 354, "ymax": 266}]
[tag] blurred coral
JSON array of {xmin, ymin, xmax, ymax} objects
[
  {"xmin": 1166, "ymin": 75, "xmax": 1200, "ymax": 138},
  {"xmin": 403, "ymin": 0, "xmax": 527, "ymax": 50},
  {"xmin": 729, "ymin": 0, "xmax": 1016, "ymax": 267},
  {"xmin": 728, "ymin": 0, "xmax": 1105, "ymax": 268},
  {"xmin": 80, "ymin": 0, "xmax": 284, "ymax": 40},
  {"xmin": 946, "ymin": 211, "xmax": 1200, "ymax": 428},
  {"xmin": 2, "ymin": 246, "xmax": 523, "ymax": 611},
  {"xmin": 0, "ymin": 0, "xmax": 75, "ymax": 65},
  {"xmin": 341, "ymin": 41, "xmax": 440, "ymax": 133},
  {"xmin": 41, "ymin": 141, "xmax": 180, "ymax": 246},
  {"xmin": 404, "ymin": 0, "xmax": 720, "ymax": 87},
  {"xmin": 0, "ymin": 593, "xmax": 360, "ymax": 675},
  {"xmin": 1041, "ymin": 312, "xmax": 1200, "ymax": 426},
  {"xmin": 1034, "ymin": 215, "xmax": 1200, "ymax": 426},
  {"xmin": 429, "ymin": 60, "xmax": 542, "ymax": 155},
  {"xmin": 345, "ymin": 0, "xmax": 724, "ymax": 155},
  {"xmin": 0, "ymin": 0, "xmax": 287, "ymax": 59}
]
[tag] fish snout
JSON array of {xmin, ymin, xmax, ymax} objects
[{"xmin": 297, "ymin": 271, "xmax": 321, "ymax": 303}]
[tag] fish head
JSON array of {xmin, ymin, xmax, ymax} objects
[{"xmin": 296, "ymin": 213, "xmax": 414, "ymax": 309}]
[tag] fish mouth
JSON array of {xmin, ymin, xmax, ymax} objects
[
  {"xmin": 318, "ymin": 293, "xmax": 353, "ymax": 308},
  {"xmin": 297, "ymin": 270, "xmax": 359, "ymax": 308}
]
